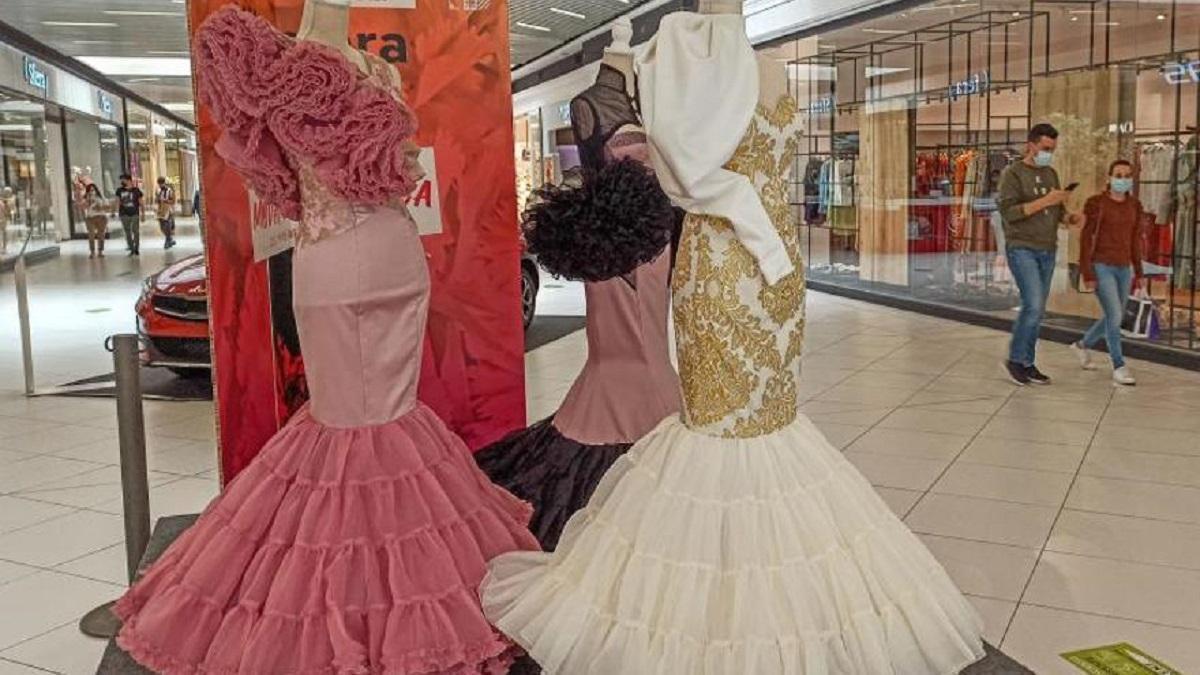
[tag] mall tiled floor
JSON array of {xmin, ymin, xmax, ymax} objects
[{"xmin": 3, "ymin": 232, "xmax": 1200, "ymax": 673}]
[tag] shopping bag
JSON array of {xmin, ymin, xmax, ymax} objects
[{"xmin": 1121, "ymin": 292, "xmax": 1159, "ymax": 339}]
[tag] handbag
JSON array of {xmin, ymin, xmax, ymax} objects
[{"xmin": 1121, "ymin": 289, "xmax": 1161, "ymax": 340}]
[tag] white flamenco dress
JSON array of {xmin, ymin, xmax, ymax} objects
[{"xmin": 479, "ymin": 13, "xmax": 986, "ymax": 675}]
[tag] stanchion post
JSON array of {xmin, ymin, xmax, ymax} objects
[
  {"xmin": 112, "ymin": 334, "xmax": 151, "ymax": 581},
  {"xmin": 14, "ymin": 255, "xmax": 34, "ymax": 395},
  {"xmin": 79, "ymin": 334, "xmax": 150, "ymax": 639}
]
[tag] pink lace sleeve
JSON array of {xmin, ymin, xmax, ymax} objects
[{"xmin": 193, "ymin": 5, "xmax": 421, "ymax": 220}]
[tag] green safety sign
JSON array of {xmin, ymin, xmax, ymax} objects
[{"xmin": 1062, "ymin": 643, "xmax": 1182, "ymax": 675}]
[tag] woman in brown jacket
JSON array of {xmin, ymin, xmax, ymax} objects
[{"xmin": 1071, "ymin": 159, "xmax": 1144, "ymax": 385}]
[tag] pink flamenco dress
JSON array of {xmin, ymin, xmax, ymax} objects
[{"xmin": 113, "ymin": 6, "xmax": 539, "ymax": 674}]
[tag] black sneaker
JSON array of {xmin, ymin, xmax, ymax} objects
[
  {"xmin": 1004, "ymin": 361, "xmax": 1031, "ymax": 386},
  {"xmin": 1026, "ymin": 365, "xmax": 1052, "ymax": 385}
]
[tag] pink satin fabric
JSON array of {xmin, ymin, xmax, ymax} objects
[{"xmin": 552, "ymin": 127, "xmax": 682, "ymax": 444}]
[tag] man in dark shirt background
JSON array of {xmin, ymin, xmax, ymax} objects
[
  {"xmin": 997, "ymin": 123, "xmax": 1084, "ymax": 386},
  {"xmin": 115, "ymin": 174, "xmax": 143, "ymax": 256}
]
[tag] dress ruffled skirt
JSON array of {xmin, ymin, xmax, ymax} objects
[
  {"xmin": 115, "ymin": 402, "xmax": 539, "ymax": 675},
  {"xmin": 481, "ymin": 414, "xmax": 986, "ymax": 675},
  {"xmin": 473, "ymin": 417, "xmax": 629, "ymax": 552}
]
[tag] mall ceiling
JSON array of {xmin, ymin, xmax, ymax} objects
[{"xmin": 0, "ymin": 0, "xmax": 655, "ymax": 121}]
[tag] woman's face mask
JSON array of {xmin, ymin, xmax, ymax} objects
[{"xmin": 1110, "ymin": 177, "xmax": 1134, "ymax": 194}]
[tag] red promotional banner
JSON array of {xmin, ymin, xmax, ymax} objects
[{"xmin": 188, "ymin": 0, "xmax": 526, "ymax": 482}]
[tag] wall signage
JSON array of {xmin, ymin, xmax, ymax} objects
[
  {"xmin": 811, "ymin": 95, "xmax": 835, "ymax": 114},
  {"xmin": 1163, "ymin": 60, "xmax": 1200, "ymax": 85},
  {"xmin": 949, "ymin": 71, "xmax": 990, "ymax": 100},
  {"xmin": 97, "ymin": 92, "xmax": 114, "ymax": 117},
  {"xmin": 22, "ymin": 57, "xmax": 48, "ymax": 92}
]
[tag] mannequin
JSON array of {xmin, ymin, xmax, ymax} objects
[
  {"xmin": 697, "ymin": 0, "xmax": 787, "ymax": 106},
  {"xmin": 297, "ymin": 0, "xmax": 368, "ymax": 71},
  {"xmin": 601, "ymin": 17, "xmax": 636, "ymax": 99}
]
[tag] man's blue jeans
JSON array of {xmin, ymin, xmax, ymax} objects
[
  {"xmin": 1081, "ymin": 263, "xmax": 1134, "ymax": 369},
  {"xmin": 1007, "ymin": 246, "xmax": 1057, "ymax": 367}
]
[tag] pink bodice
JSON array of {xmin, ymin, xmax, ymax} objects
[{"xmin": 553, "ymin": 126, "xmax": 682, "ymax": 443}]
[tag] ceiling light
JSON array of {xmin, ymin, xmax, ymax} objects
[
  {"xmin": 515, "ymin": 21, "xmax": 551, "ymax": 32},
  {"xmin": 549, "ymin": 7, "xmax": 585, "ymax": 19},
  {"xmin": 866, "ymin": 66, "xmax": 910, "ymax": 78},
  {"xmin": 1157, "ymin": 14, "xmax": 1167, "ymax": 21},
  {"xmin": 78, "ymin": 56, "xmax": 192, "ymax": 77},
  {"xmin": 862, "ymin": 28, "xmax": 907, "ymax": 34},
  {"xmin": 42, "ymin": 21, "xmax": 119, "ymax": 28},
  {"xmin": 102, "ymin": 10, "xmax": 184, "ymax": 16},
  {"xmin": 162, "ymin": 102, "xmax": 195, "ymax": 112},
  {"xmin": 1070, "ymin": 16, "xmax": 1078, "ymax": 21},
  {"xmin": 147, "ymin": 51, "xmax": 191, "ymax": 56},
  {"xmin": 123, "ymin": 77, "xmax": 163, "ymax": 83},
  {"xmin": 72, "ymin": 40, "xmax": 116, "ymax": 45}
]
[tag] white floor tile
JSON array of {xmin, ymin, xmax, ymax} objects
[
  {"xmin": 1066, "ymin": 476, "xmax": 1200, "ymax": 525},
  {"xmin": 1024, "ymin": 551, "xmax": 1200, "ymax": 630},
  {"xmin": 873, "ymin": 487, "xmax": 922, "ymax": 518},
  {"xmin": 54, "ymin": 544, "xmax": 129, "ymax": 587},
  {"xmin": 965, "ymin": 594, "xmax": 1017, "ymax": 646},
  {"xmin": 0, "ymin": 622, "xmax": 107, "ymax": 675},
  {"xmin": 809, "ymin": 422, "xmax": 868, "ymax": 450},
  {"xmin": 0, "ymin": 456, "xmax": 105, "ymax": 495},
  {"xmin": 979, "ymin": 415, "xmax": 1097, "ymax": 446},
  {"xmin": 1003, "ymin": 604, "xmax": 1200, "ymax": 675},
  {"xmin": 0, "ymin": 658, "xmax": 55, "ymax": 674},
  {"xmin": 1047, "ymin": 509, "xmax": 1200, "ymax": 571},
  {"xmin": 918, "ymin": 534, "xmax": 1039, "ymax": 602},
  {"xmin": 0, "ymin": 498, "xmax": 74, "ymax": 536},
  {"xmin": 956, "ymin": 437, "xmax": 1087, "ymax": 474},
  {"xmin": 932, "ymin": 463, "xmax": 1074, "ymax": 507},
  {"xmin": 843, "ymin": 452, "xmax": 949, "ymax": 491},
  {"xmin": 0, "ymin": 511, "xmax": 124, "ymax": 568},
  {"xmin": 876, "ymin": 408, "xmax": 991, "ymax": 436},
  {"xmin": 0, "ymin": 570, "xmax": 119, "ymax": 650},
  {"xmin": 906, "ymin": 494, "xmax": 1058, "ymax": 549},
  {"xmin": 13, "ymin": 467, "xmax": 177, "ymax": 511},
  {"xmin": 1091, "ymin": 423, "xmax": 1200, "ymax": 457},
  {"xmin": 1081, "ymin": 447, "xmax": 1200, "ymax": 488},
  {"xmin": 846, "ymin": 428, "xmax": 971, "ymax": 461},
  {"xmin": 0, "ymin": 562, "xmax": 37, "ymax": 588}
]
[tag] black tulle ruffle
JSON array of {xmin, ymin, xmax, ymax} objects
[
  {"xmin": 522, "ymin": 159, "xmax": 675, "ymax": 282},
  {"xmin": 473, "ymin": 418, "xmax": 630, "ymax": 552}
]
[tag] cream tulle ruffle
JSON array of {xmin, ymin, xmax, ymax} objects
[{"xmin": 481, "ymin": 414, "xmax": 985, "ymax": 675}]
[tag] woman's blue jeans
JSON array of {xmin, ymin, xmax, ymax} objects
[{"xmin": 1081, "ymin": 263, "xmax": 1134, "ymax": 369}]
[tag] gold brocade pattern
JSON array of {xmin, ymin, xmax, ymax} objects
[{"xmin": 673, "ymin": 95, "xmax": 806, "ymax": 438}]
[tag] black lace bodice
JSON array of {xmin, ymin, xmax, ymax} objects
[{"xmin": 570, "ymin": 64, "xmax": 641, "ymax": 173}]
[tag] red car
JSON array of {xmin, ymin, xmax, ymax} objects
[
  {"xmin": 136, "ymin": 254, "xmax": 211, "ymax": 375},
  {"xmin": 137, "ymin": 251, "xmax": 540, "ymax": 375}
]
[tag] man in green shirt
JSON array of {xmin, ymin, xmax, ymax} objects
[{"xmin": 997, "ymin": 123, "xmax": 1084, "ymax": 386}]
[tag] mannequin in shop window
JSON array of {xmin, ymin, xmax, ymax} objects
[
  {"xmin": 111, "ymin": 2, "xmax": 539, "ymax": 673},
  {"xmin": 474, "ymin": 14, "xmax": 681, "ymax": 554}
]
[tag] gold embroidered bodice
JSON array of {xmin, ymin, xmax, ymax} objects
[{"xmin": 671, "ymin": 95, "xmax": 805, "ymax": 439}]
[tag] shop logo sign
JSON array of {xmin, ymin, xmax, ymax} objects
[
  {"xmin": 811, "ymin": 96, "xmax": 835, "ymax": 115},
  {"xmin": 23, "ymin": 57, "xmax": 48, "ymax": 92},
  {"xmin": 1163, "ymin": 60, "xmax": 1200, "ymax": 85},
  {"xmin": 558, "ymin": 102, "xmax": 572, "ymax": 124},
  {"xmin": 949, "ymin": 71, "xmax": 990, "ymax": 100},
  {"xmin": 97, "ymin": 92, "xmax": 114, "ymax": 118}
]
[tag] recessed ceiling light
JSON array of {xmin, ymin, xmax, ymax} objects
[
  {"xmin": 515, "ymin": 21, "xmax": 551, "ymax": 32},
  {"xmin": 102, "ymin": 10, "xmax": 184, "ymax": 16},
  {"xmin": 162, "ymin": 102, "xmax": 195, "ymax": 112},
  {"xmin": 549, "ymin": 7, "xmax": 585, "ymax": 19},
  {"xmin": 1157, "ymin": 14, "xmax": 1167, "ymax": 21},
  {"xmin": 42, "ymin": 21, "xmax": 119, "ymax": 28},
  {"xmin": 77, "ymin": 56, "xmax": 192, "ymax": 77},
  {"xmin": 1070, "ymin": 16, "xmax": 1078, "ymax": 21}
]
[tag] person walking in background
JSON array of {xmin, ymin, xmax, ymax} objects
[
  {"xmin": 193, "ymin": 187, "xmax": 204, "ymax": 243},
  {"xmin": 998, "ymin": 123, "xmax": 1085, "ymax": 386},
  {"xmin": 1071, "ymin": 160, "xmax": 1144, "ymax": 386},
  {"xmin": 115, "ymin": 174, "xmax": 143, "ymax": 256},
  {"xmin": 156, "ymin": 177, "xmax": 177, "ymax": 249},
  {"xmin": 82, "ymin": 183, "xmax": 110, "ymax": 259}
]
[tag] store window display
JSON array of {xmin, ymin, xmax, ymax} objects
[
  {"xmin": 786, "ymin": 0, "xmax": 1200, "ymax": 355},
  {"xmin": 112, "ymin": 3, "xmax": 539, "ymax": 673},
  {"xmin": 0, "ymin": 92, "xmax": 58, "ymax": 262}
]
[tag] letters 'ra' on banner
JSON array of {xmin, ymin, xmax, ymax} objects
[{"xmin": 187, "ymin": 0, "xmax": 526, "ymax": 483}]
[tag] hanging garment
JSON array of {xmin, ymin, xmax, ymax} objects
[
  {"xmin": 114, "ymin": 8, "xmax": 539, "ymax": 674},
  {"xmin": 475, "ymin": 63, "xmax": 681, "ymax": 552},
  {"xmin": 480, "ymin": 28, "xmax": 986, "ymax": 672}
]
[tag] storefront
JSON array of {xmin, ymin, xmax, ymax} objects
[
  {"xmin": 0, "ymin": 38, "xmax": 197, "ymax": 268},
  {"xmin": 767, "ymin": 0, "xmax": 1200, "ymax": 357}
]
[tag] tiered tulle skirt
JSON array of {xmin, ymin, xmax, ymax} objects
[
  {"xmin": 481, "ymin": 414, "xmax": 986, "ymax": 675},
  {"xmin": 115, "ymin": 403, "xmax": 539, "ymax": 675},
  {"xmin": 474, "ymin": 417, "xmax": 630, "ymax": 552}
]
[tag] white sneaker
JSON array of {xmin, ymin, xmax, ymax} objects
[
  {"xmin": 1113, "ymin": 367, "xmax": 1136, "ymax": 386},
  {"xmin": 1071, "ymin": 342, "xmax": 1096, "ymax": 370}
]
